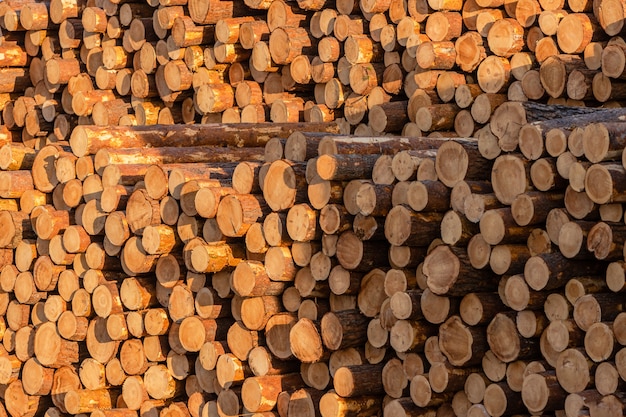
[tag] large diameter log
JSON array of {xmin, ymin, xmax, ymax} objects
[
  {"xmin": 231, "ymin": 260, "xmax": 286, "ymax": 297},
  {"xmin": 216, "ymin": 194, "xmax": 269, "ymax": 237},
  {"xmin": 69, "ymin": 123, "xmax": 340, "ymax": 157},
  {"xmin": 423, "ymin": 245, "xmax": 499, "ymax": 296},
  {"xmin": 269, "ymin": 26, "xmax": 317, "ymax": 65},
  {"xmin": 384, "ymin": 205, "xmax": 443, "ymax": 246},
  {"xmin": 491, "ymin": 154, "xmax": 532, "ymax": 205},
  {"xmin": 125, "ymin": 189, "xmax": 160, "ymax": 235},
  {"xmin": 585, "ymin": 163, "xmax": 626, "ymax": 204},
  {"xmin": 121, "ymin": 236, "xmax": 159, "ymax": 277},
  {"xmin": 289, "ymin": 318, "xmax": 325, "ymax": 363},
  {"xmin": 435, "ymin": 139, "xmax": 491, "ymax": 188},
  {"xmin": 439, "ymin": 315, "xmax": 488, "ymax": 367},
  {"xmin": 585, "ymin": 221, "xmax": 624, "ymax": 260},
  {"xmin": 34, "ymin": 322, "xmax": 80, "ymax": 368},
  {"xmin": 0, "ymin": 210, "xmax": 35, "ymax": 248},
  {"xmin": 487, "ymin": 313, "xmax": 539, "ymax": 363},
  {"xmin": 555, "ymin": 348, "xmax": 594, "ymax": 395},
  {"xmin": 319, "ymin": 391, "xmax": 382, "ymax": 417},
  {"xmin": 584, "ymin": 122, "xmax": 626, "ymax": 165},
  {"xmin": 335, "ymin": 231, "xmax": 389, "ymax": 272},
  {"xmin": 334, "ymin": 364, "xmax": 385, "ymax": 398},
  {"xmin": 540, "ymin": 54, "xmax": 586, "ymax": 98},
  {"xmin": 487, "ymin": 18, "xmax": 525, "ymax": 57},
  {"xmin": 477, "ymin": 55, "xmax": 511, "ymax": 94},
  {"xmin": 5, "ymin": 380, "xmax": 51, "ymax": 417},
  {"xmin": 262, "ymin": 160, "xmax": 308, "ymax": 212},
  {"xmin": 321, "ymin": 310, "xmax": 369, "ymax": 351},
  {"xmin": 241, "ymin": 373, "xmax": 304, "ymax": 412}
]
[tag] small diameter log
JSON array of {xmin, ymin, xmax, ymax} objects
[
  {"xmin": 390, "ymin": 319, "xmax": 439, "ymax": 353},
  {"xmin": 178, "ymin": 316, "xmax": 232, "ymax": 355},
  {"xmin": 33, "ymin": 255, "xmax": 65, "ymax": 292},
  {"xmin": 489, "ymin": 244, "xmax": 531, "ymax": 276},
  {"xmin": 316, "ymin": 154, "xmax": 380, "ymax": 181},
  {"xmin": 240, "ymin": 296, "xmax": 282, "ymax": 331},
  {"xmin": 336, "ymin": 231, "xmax": 390, "ymax": 272},
  {"xmin": 574, "ymin": 293, "xmax": 626, "ymax": 331},
  {"xmin": 524, "ymin": 252, "xmax": 607, "ymax": 291},
  {"xmin": 460, "ymin": 292, "xmax": 507, "ymax": 326},
  {"xmin": 479, "ymin": 207, "xmax": 534, "ymax": 245},
  {"xmin": 510, "ymin": 191, "xmax": 564, "ymax": 226},
  {"xmin": 429, "ymin": 361, "xmax": 481, "ymax": 394}
]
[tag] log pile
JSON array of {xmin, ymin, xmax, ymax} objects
[
  {"xmin": 0, "ymin": 113, "xmax": 626, "ymax": 417},
  {"xmin": 2, "ymin": 0, "xmax": 626, "ymax": 415},
  {"xmin": 3, "ymin": 0, "xmax": 626, "ymax": 139}
]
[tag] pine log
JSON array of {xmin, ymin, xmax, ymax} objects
[
  {"xmin": 487, "ymin": 312, "xmax": 540, "ymax": 363},
  {"xmin": 241, "ymin": 373, "xmax": 304, "ymax": 412},
  {"xmin": 439, "ymin": 315, "xmax": 488, "ymax": 366},
  {"xmin": 69, "ymin": 123, "xmax": 340, "ymax": 157},
  {"xmin": 423, "ymin": 245, "xmax": 499, "ymax": 296},
  {"xmin": 524, "ymin": 252, "xmax": 608, "ymax": 291}
]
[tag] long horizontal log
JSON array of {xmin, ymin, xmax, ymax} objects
[{"xmin": 69, "ymin": 123, "xmax": 341, "ymax": 157}]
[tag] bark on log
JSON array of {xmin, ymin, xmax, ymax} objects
[{"xmin": 69, "ymin": 123, "xmax": 340, "ymax": 157}]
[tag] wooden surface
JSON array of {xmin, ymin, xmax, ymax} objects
[{"xmin": 1, "ymin": 0, "xmax": 626, "ymax": 415}]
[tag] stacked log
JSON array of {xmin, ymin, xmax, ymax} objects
[
  {"xmin": 2, "ymin": 0, "xmax": 626, "ymax": 415},
  {"xmin": 0, "ymin": 113, "xmax": 626, "ymax": 417},
  {"xmin": 2, "ymin": 0, "xmax": 626, "ymax": 143}
]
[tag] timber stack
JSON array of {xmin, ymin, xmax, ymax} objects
[
  {"xmin": 2, "ymin": 0, "xmax": 626, "ymax": 415},
  {"xmin": 0, "ymin": 114, "xmax": 626, "ymax": 417}
]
